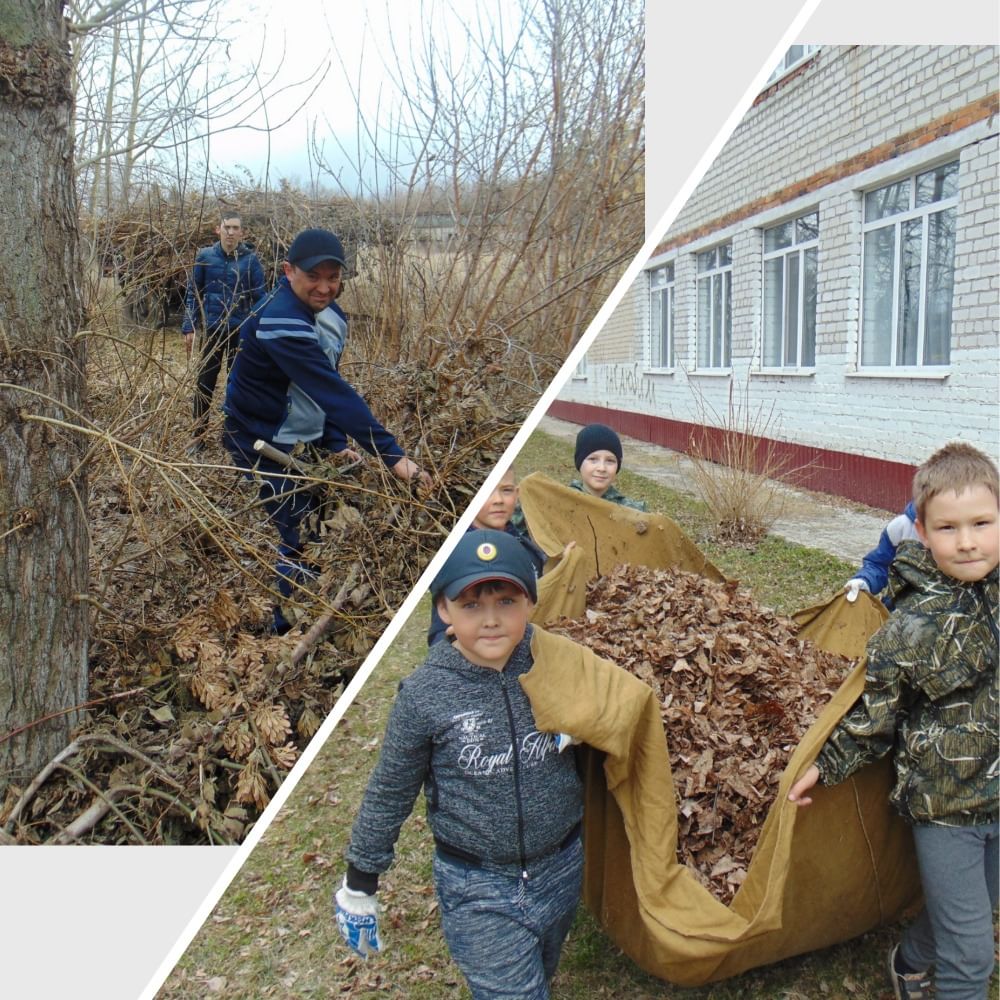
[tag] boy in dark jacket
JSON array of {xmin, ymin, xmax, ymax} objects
[
  {"xmin": 336, "ymin": 530, "xmax": 584, "ymax": 998},
  {"xmin": 569, "ymin": 423, "xmax": 647, "ymax": 510},
  {"xmin": 223, "ymin": 227, "xmax": 430, "ymax": 633},
  {"xmin": 789, "ymin": 442, "xmax": 998, "ymax": 1000},
  {"xmin": 181, "ymin": 212, "xmax": 266, "ymax": 443},
  {"xmin": 427, "ymin": 467, "xmax": 548, "ymax": 646},
  {"xmin": 843, "ymin": 501, "xmax": 920, "ymax": 604}
]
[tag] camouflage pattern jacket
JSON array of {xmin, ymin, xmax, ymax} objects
[
  {"xmin": 567, "ymin": 480, "xmax": 648, "ymax": 512},
  {"xmin": 816, "ymin": 539, "xmax": 998, "ymax": 827}
]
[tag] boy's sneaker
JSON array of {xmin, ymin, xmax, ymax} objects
[{"xmin": 888, "ymin": 943, "xmax": 932, "ymax": 1000}]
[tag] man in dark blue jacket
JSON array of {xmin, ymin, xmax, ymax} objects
[
  {"xmin": 223, "ymin": 227, "xmax": 430, "ymax": 633},
  {"xmin": 182, "ymin": 211, "xmax": 266, "ymax": 443}
]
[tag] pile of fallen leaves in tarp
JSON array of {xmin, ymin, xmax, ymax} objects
[
  {"xmin": 549, "ymin": 564, "xmax": 856, "ymax": 904},
  {"xmin": 0, "ymin": 344, "xmax": 540, "ymax": 845}
]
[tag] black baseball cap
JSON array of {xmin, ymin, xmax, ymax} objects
[
  {"xmin": 286, "ymin": 228, "xmax": 346, "ymax": 271},
  {"xmin": 431, "ymin": 529, "xmax": 538, "ymax": 603}
]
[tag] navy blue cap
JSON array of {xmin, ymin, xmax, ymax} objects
[
  {"xmin": 286, "ymin": 228, "xmax": 345, "ymax": 271},
  {"xmin": 574, "ymin": 423, "xmax": 623, "ymax": 470},
  {"xmin": 431, "ymin": 529, "xmax": 537, "ymax": 603}
]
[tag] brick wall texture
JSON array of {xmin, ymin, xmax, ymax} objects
[{"xmin": 557, "ymin": 45, "xmax": 999, "ymax": 507}]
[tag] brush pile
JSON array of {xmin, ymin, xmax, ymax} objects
[
  {"xmin": 91, "ymin": 186, "xmax": 388, "ymax": 324},
  {"xmin": 548, "ymin": 563, "xmax": 856, "ymax": 904},
  {"xmin": 0, "ymin": 347, "xmax": 532, "ymax": 845}
]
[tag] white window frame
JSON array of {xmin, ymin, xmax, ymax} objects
[
  {"xmin": 696, "ymin": 244, "xmax": 732, "ymax": 371},
  {"xmin": 859, "ymin": 160, "xmax": 959, "ymax": 370},
  {"xmin": 761, "ymin": 211, "xmax": 819, "ymax": 370},
  {"xmin": 647, "ymin": 263, "xmax": 675, "ymax": 371},
  {"xmin": 763, "ymin": 45, "xmax": 819, "ymax": 87}
]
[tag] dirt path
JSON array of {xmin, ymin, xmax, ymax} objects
[{"xmin": 539, "ymin": 416, "xmax": 897, "ymax": 567}]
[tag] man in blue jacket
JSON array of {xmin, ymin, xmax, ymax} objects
[
  {"xmin": 224, "ymin": 227, "xmax": 430, "ymax": 633},
  {"xmin": 182, "ymin": 211, "xmax": 266, "ymax": 444}
]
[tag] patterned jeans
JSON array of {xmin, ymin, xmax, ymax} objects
[{"xmin": 433, "ymin": 836, "xmax": 583, "ymax": 999}]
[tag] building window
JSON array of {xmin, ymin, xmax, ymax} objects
[
  {"xmin": 697, "ymin": 244, "xmax": 732, "ymax": 369},
  {"xmin": 648, "ymin": 263, "xmax": 675, "ymax": 368},
  {"xmin": 764, "ymin": 45, "xmax": 819, "ymax": 87},
  {"xmin": 861, "ymin": 160, "xmax": 958, "ymax": 368},
  {"xmin": 762, "ymin": 211, "xmax": 818, "ymax": 368}
]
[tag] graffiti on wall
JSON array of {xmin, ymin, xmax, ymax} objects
[{"xmin": 604, "ymin": 363, "xmax": 657, "ymax": 405}]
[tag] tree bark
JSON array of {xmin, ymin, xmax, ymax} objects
[{"xmin": 0, "ymin": 1, "xmax": 88, "ymax": 794}]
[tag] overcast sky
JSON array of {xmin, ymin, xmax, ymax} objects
[
  {"xmin": 205, "ymin": 0, "xmax": 1000, "ymax": 203},
  {"xmin": 4, "ymin": 3, "xmax": 998, "ymax": 1000},
  {"xmin": 205, "ymin": 0, "xmax": 515, "ymax": 191}
]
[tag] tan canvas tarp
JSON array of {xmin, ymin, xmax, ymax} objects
[
  {"xmin": 521, "ymin": 474, "xmax": 725, "ymax": 627},
  {"xmin": 518, "ymin": 473, "xmax": 921, "ymax": 985}
]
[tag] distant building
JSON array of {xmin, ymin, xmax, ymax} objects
[
  {"xmin": 409, "ymin": 213, "xmax": 460, "ymax": 246},
  {"xmin": 553, "ymin": 45, "xmax": 999, "ymax": 511}
]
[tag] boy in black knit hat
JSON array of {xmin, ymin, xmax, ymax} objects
[
  {"xmin": 570, "ymin": 423, "xmax": 647, "ymax": 511},
  {"xmin": 509, "ymin": 422, "xmax": 647, "ymax": 543}
]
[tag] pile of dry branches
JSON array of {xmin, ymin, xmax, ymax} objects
[
  {"xmin": 88, "ymin": 186, "xmax": 382, "ymax": 324},
  {"xmin": 0, "ymin": 347, "xmax": 527, "ymax": 845},
  {"xmin": 549, "ymin": 564, "xmax": 855, "ymax": 904}
]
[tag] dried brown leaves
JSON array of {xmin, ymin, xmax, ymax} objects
[
  {"xmin": 2, "ymin": 352, "xmax": 531, "ymax": 844},
  {"xmin": 549, "ymin": 564, "xmax": 854, "ymax": 904}
]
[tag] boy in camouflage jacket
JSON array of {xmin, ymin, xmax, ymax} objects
[
  {"xmin": 509, "ymin": 423, "xmax": 646, "ymax": 543},
  {"xmin": 789, "ymin": 442, "xmax": 998, "ymax": 1000},
  {"xmin": 568, "ymin": 423, "xmax": 647, "ymax": 511}
]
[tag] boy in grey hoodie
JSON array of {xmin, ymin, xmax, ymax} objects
[{"xmin": 335, "ymin": 529, "xmax": 584, "ymax": 998}]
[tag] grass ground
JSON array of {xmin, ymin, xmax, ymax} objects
[{"xmin": 158, "ymin": 429, "xmax": 997, "ymax": 1000}]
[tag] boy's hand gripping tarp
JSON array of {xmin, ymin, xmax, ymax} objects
[{"xmin": 517, "ymin": 472, "xmax": 920, "ymax": 985}]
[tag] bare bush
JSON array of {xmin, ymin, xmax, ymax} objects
[
  {"xmin": 313, "ymin": 0, "xmax": 644, "ymax": 364},
  {"xmin": 0, "ymin": 303, "xmax": 536, "ymax": 842},
  {"xmin": 687, "ymin": 381, "xmax": 801, "ymax": 546}
]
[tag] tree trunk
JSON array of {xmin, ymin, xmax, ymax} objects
[{"xmin": 0, "ymin": 1, "xmax": 88, "ymax": 795}]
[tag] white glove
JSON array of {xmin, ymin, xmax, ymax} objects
[
  {"xmin": 553, "ymin": 732, "xmax": 580, "ymax": 753},
  {"xmin": 334, "ymin": 879, "xmax": 382, "ymax": 957},
  {"xmin": 844, "ymin": 578, "xmax": 870, "ymax": 603}
]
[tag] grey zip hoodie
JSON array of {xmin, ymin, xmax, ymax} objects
[{"xmin": 345, "ymin": 626, "xmax": 584, "ymax": 888}]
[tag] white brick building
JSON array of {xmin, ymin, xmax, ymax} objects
[{"xmin": 555, "ymin": 46, "xmax": 999, "ymax": 510}]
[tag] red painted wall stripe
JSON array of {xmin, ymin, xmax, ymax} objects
[{"xmin": 548, "ymin": 400, "xmax": 915, "ymax": 513}]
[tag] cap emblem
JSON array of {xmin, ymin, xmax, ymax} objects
[{"xmin": 476, "ymin": 542, "xmax": 498, "ymax": 562}]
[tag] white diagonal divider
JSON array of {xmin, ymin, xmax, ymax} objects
[{"xmin": 135, "ymin": 4, "xmax": 827, "ymax": 998}]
